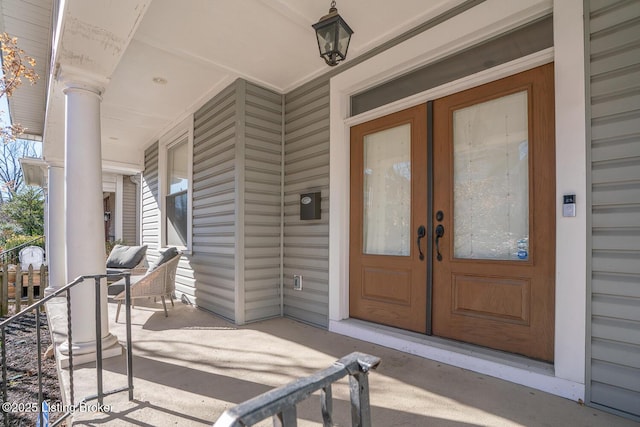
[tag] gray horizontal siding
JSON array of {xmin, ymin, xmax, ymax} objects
[
  {"xmin": 192, "ymin": 83, "xmax": 238, "ymax": 322},
  {"xmin": 141, "ymin": 144, "xmax": 160, "ymax": 251},
  {"xmin": 283, "ymin": 78, "xmax": 330, "ymax": 327},
  {"xmin": 587, "ymin": 0, "xmax": 640, "ymax": 419},
  {"xmin": 140, "ymin": 79, "xmax": 288, "ymax": 325},
  {"xmin": 122, "ymin": 175, "xmax": 138, "ymax": 245},
  {"xmin": 243, "ymin": 82, "xmax": 283, "ymax": 322}
]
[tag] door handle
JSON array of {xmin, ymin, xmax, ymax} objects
[
  {"xmin": 434, "ymin": 224, "xmax": 445, "ymax": 261},
  {"xmin": 416, "ymin": 225, "xmax": 426, "ymax": 261}
]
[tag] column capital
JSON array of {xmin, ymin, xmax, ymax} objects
[
  {"xmin": 57, "ymin": 64, "xmax": 109, "ymax": 96},
  {"xmin": 46, "ymin": 159, "xmax": 65, "ymax": 169}
]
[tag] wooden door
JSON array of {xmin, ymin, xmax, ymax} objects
[
  {"xmin": 350, "ymin": 104, "xmax": 428, "ymax": 333},
  {"xmin": 432, "ymin": 64, "xmax": 555, "ymax": 361}
]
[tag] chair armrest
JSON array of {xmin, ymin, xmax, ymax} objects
[{"xmin": 113, "ymin": 253, "xmax": 180, "ymax": 301}]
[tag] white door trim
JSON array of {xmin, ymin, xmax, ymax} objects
[{"xmin": 328, "ymin": 0, "xmax": 587, "ymax": 399}]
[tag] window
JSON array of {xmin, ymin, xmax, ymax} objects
[
  {"xmin": 160, "ymin": 117, "xmax": 193, "ymax": 251},
  {"xmin": 166, "ymin": 139, "xmax": 188, "ymax": 246}
]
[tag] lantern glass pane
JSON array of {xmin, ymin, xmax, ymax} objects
[
  {"xmin": 338, "ymin": 24, "xmax": 351, "ymax": 56},
  {"xmin": 316, "ymin": 23, "xmax": 337, "ymax": 55}
]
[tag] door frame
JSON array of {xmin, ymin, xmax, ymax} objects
[
  {"xmin": 326, "ymin": 0, "xmax": 588, "ymax": 401},
  {"xmin": 333, "ymin": 51, "xmax": 555, "ymax": 320}
]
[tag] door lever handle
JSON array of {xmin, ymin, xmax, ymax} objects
[
  {"xmin": 416, "ymin": 225, "xmax": 426, "ymax": 261},
  {"xmin": 434, "ymin": 224, "xmax": 445, "ymax": 261}
]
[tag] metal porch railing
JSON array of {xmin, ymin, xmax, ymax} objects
[
  {"xmin": 213, "ymin": 352, "xmax": 381, "ymax": 427},
  {"xmin": 0, "ymin": 273, "xmax": 134, "ymax": 426}
]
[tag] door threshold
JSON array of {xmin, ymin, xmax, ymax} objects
[{"xmin": 329, "ymin": 318, "xmax": 584, "ymax": 402}]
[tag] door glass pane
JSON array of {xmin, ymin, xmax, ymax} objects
[
  {"xmin": 453, "ymin": 91, "xmax": 529, "ymax": 260},
  {"xmin": 363, "ymin": 123, "xmax": 411, "ymax": 256}
]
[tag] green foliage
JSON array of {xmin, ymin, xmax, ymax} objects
[
  {"xmin": 0, "ymin": 222, "xmax": 21, "ymax": 242},
  {"xmin": 0, "ymin": 234, "xmax": 43, "ymax": 265},
  {"xmin": 0, "ymin": 186, "xmax": 44, "ymax": 236},
  {"xmin": 3, "ymin": 234, "xmax": 43, "ymax": 251}
]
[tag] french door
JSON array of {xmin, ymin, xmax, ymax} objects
[
  {"xmin": 350, "ymin": 64, "xmax": 556, "ymax": 361},
  {"xmin": 349, "ymin": 104, "xmax": 428, "ymax": 333}
]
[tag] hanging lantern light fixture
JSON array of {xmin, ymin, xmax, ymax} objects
[{"xmin": 312, "ymin": 1, "xmax": 354, "ymax": 66}]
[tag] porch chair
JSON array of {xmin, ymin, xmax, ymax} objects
[{"xmin": 112, "ymin": 248, "xmax": 181, "ymax": 322}]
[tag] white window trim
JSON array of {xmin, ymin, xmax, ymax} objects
[{"xmin": 158, "ymin": 115, "xmax": 194, "ymax": 253}]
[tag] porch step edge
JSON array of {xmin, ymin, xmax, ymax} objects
[{"xmin": 329, "ymin": 318, "xmax": 585, "ymax": 402}]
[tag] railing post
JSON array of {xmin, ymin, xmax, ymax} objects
[
  {"xmin": 36, "ymin": 308, "xmax": 44, "ymax": 427},
  {"xmin": 125, "ymin": 274, "xmax": 134, "ymax": 401},
  {"xmin": 66, "ymin": 289, "xmax": 75, "ymax": 406},
  {"xmin": 346, "ymin": 355, "xmax": 379, "ymax": 427},
  {"xmin": 274, "ymin": 407, "xmax": 297, "ymax": 427},
  {"xmin": 349, "ymin": 371, "xmax": 372, "ymax": 427},
  {"xmin": 94, "ymin": 276, "xmax": 104, "ymax": 407},
  {"xmin": 1, "ymin": 327, "xmax": 7, "ymax": 427},
  {"xmin": 321, "ymin": 385, "xmax": 333, "ymax": 427}
]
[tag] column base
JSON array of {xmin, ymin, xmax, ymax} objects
[
  {"xmin": 57, "ymin": 333, "xmax": 122, "ymax": 369},
  {"xmin": 44, "ymin": 286, "xmax": 61, "ymax": 297},
  {"xmin": 45, "ymin": 297, "xmax": 123, "ymax": 369}
]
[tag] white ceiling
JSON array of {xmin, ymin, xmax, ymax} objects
[{"xmin": 4, "ymin": 0, "xmax": 466, "ymax": 172}]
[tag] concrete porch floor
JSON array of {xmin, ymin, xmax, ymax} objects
[{"xmin": 57, "ymin": 299, "xmax": 637, "ymax": 426}]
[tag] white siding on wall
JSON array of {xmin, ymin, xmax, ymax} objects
[
  {"xmin": 283, "ymin": 79, "xmax": 330, "ymax": 327},
  {"xmin": 587, "ymin": 0, "xmax": 640, "ymax": 419}
]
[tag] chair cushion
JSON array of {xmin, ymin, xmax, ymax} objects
[
  {"xmin": 106, "ymin": 245, "xmax": 147, "ymax": 269},
  {"xmin": 107, "ymin": 280, "xmax": 126, "ymax": 296},
  {"xmin": 148, "ymin": 247, "xmax": 179, "ymax": 272}
]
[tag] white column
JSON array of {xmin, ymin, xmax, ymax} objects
[
  {"xmin": 60, "ymin": 82, "xmax": 118, "ymax": 358},
  {"xmin": 45, "ymin": 164, "xmax": 66, "ymax": 293}
]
